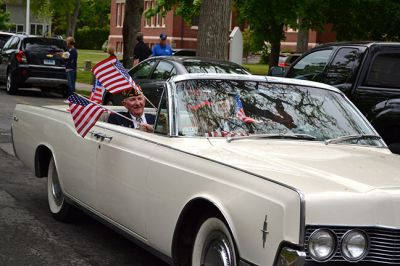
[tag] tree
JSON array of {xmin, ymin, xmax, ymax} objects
[
  {"xmin": 235, "ymin": 0, "xmax": 298, "ymax": 67},
  {"xmin": 0, "ymin": 0, "xmax": 12, "ymax": 30},
  {"xmin": 197, "ymin": 0, "xmax": 231, "ymax": 59},
  {"xmin": 122, "ymin": 0, "xmax": 144, "ymax": 69},
  {"xmin": 145, "ymin": 0, "xmax": 231, "ymax": 60}
]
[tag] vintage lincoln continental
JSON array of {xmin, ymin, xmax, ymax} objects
[{"xmin": 12, "ymin": 74, "xmax": 400, "ymax": 266}]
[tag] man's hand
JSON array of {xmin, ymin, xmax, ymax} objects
[{"xmin": 138, "ymin": 123, "xmax": 154, "ymax": 133}]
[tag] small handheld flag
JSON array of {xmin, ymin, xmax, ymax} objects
[{"xmin": 67, "ymin": 94, "xmax": 107, "ymax": 138}]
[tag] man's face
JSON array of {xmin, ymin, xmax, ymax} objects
[
  {"xmin": 122, "ymin": 95, "xmax": 145, "ymax": 117},
  {"xmin": 160, "ymin": 39, "xmax": 167, "ymax": 46}
]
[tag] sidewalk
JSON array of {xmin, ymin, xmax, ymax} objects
[{"xmin": 76, "ymin": 82, "xmax": 92, "ymax": 92}]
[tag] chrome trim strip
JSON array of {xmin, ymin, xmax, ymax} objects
[
  {"xmin": 25, "ymin": 77, "xmax": 67, "ymax": 84},
  {"xmin": 275, "ymin": 247, "xmax": 306, "ymax": 266},
  {"xmin": 21, "ymin": 64, "xmax": 66, "ymax": 70}
]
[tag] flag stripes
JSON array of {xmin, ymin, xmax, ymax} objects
[{"xmin": 67, "ymin": 95, "xmax": 106, "ymax": 138}]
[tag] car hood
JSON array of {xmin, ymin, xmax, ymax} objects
[{"xmin": 186, "ymin": 139, "xmax": 400, "ymax": 195}]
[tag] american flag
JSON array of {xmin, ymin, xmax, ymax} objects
[
  {"xmin": 92, "ymin": 56, "xmax": 139, "ymax": 94},
  {"xmin": 89, "ymin": 79, "xmax": 104, "ymax": 104},
  {"xmin": 67, "ymin": 94, "xmax": 107, "ymax": 138},
  {"xmin": 235, "ymin": 94, "xmax": 255, "ymax": 124}
]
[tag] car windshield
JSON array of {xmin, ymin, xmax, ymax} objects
[
  {"xmin": 182, "ymin": 61, "xmax": 249, "ymax": 75},
  {"xmin": 175, "ymin": 79, "xmax": 383, "ymax": 146},
  {"xmin": 23, "ymin": 38, "xmax": 66, "ymax": 52}
]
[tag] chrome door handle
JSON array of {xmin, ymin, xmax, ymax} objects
[{"xmin": 89, "ymin": 131, "xmax": 113, "ymax": 141}]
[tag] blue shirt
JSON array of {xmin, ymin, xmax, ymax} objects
[{"xmin": 152, "ymin": 44, "xmax": 173, "ymax": 56}]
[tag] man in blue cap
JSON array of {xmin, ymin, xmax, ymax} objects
[{"xmin": 152, "ymin": 33, "xmax": 173, "ymax": 56}]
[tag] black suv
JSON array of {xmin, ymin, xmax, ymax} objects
[
  {"xmin": 0, "ymin": 34, "xmax": 68, "ymax": 95},
  {"xmin": 271, "ymin": 42, "xmax": 400, "ymax": 154}
]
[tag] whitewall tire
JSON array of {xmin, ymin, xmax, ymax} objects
[
  {"xmin": 47, "ymin": 157, "xmax": 75, "ymax": 222},
  {"xmin": 192, "ymin": 217, "xmax": 238, "ymax": 266}
]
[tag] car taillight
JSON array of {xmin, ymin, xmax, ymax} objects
[{"xmin": 16, "ymin": 51, "xmax": 27, "ymax": 63}]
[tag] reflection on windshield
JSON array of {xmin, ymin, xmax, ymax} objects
[{"xmin": 175, "ymin": 79, "xmax": 383, "ymax": 147}]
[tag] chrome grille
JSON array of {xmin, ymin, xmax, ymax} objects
[{"xmin": 305, "ymin": 226, "xmax": 400, "ymax": 264}]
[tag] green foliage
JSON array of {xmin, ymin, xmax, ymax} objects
[
  {"xmin": 0, "ymin": 0, "xmax": 12, "ymax": 30},
  {"xmin": 242, "ymin": 28, "xmax": 257, "ymax": 58},
  {"xmin": 145, "ymin": 0, "xmax": 201, "ymax": 24},
  {"xmin": 77, "ymin": 0, "xmax": 110, "ymax": 29},
  {"xmin": 235, "ymin": 0, "xmax": 298, "ymax": 47},
  {"xmin": 324, "ymin": 0, "xmax": 400, "ymax": 41},
  {"xmin": 74, "ymin": 27, "xmax": 109, "ymax": 50}
]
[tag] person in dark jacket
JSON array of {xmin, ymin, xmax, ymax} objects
[
  {"xmin": 133, "ymin": 32, "xmax": 152, "ymax": 64},
  {"xmin": 108, "ymin": 87, "xmax": 155, "ymax": 132},
  {"xmin": 64, "ymin": 36, "xmax": 78, "ymax": 96}
]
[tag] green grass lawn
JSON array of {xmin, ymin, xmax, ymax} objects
[
  {"xmin": 243, "ymin": 63, "xmax": 269, "ymax": 75},
  {"xmin": 76, "ymin": 49, "xmax": 122, "ymax": 84}
]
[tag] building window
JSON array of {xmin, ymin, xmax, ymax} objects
[
  {"xmin": 144, "ymin": 0, "xmax": 165, "ymax": 28},
  {"xmin": 30, "ymin": 23, "xmax": 46, "ymax": 35},
  {"xmin": 16, "ymin": 24, "xmax": 24, "ymax": 33},
  {"xmin": 116, "ymin": 3, "xmax": 125, "ymax": 27},
  {"xmin": 191, "ymin": 15, "xmax": 199, "ymax": 29}
]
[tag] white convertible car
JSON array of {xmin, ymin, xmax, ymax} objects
[{"xmin": 12, "ymin": 74, "xmax": 400, "ymax": 266}]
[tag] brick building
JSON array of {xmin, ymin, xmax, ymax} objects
[{"xmin": 109, "ymin": 0, "xmax": 336, "ymax": 54}]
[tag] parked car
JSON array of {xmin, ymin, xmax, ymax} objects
[
  {"xmin": 0, "ymin": 34, "xmax": 68, "ymax": 95},
  {"xmin": 270, "ymin": 42, "xmax": 400, "ymax": 154},
  {"xmin": 103, "ymin": 56, "xmax": 250, "ymax": 105},
  {"xmin": 12, "ymin": 73, "xmax": 400, "ymax": 266},
  {"xmin": 172, "ymin": 48, "xmax": 196, "ymax": 56},
  {"xmin": 0, "ymin": 31, "xmax": 14, "ymax": 49},
  {"xmin": 278, "ymin": 53, "xmax": 301, "ymax": 68}
]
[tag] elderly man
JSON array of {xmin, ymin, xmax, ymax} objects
[{"xmin": 107, "ymin": 88, "xmax": 155, "ymax": 132}]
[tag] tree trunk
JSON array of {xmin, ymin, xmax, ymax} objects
[
  {"xmin": 123, "ymin": 0, "xmax": 144, "ymax": 69},
  {"xmin": 67, "ymin": 0, "xmax": 80, "ymax": 37},
  {"xmin": 268, "ymin": 23, "xmax": 283, "ymax": 67},
  {"xmin": 296, "ymin": 17, "xmax": 309, "ymax": 53},
  {"xmin": 196, "ymin": 0, "xmax": 231, "ymax": 60}
]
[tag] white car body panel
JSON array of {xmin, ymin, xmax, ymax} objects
[{"xmin": 11, "ymin": 74, "xmax": 400, "ymax": 265}]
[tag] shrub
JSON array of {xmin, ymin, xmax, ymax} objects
[{"xmin": 75, "ymin": 27, "xmax": 109, "ymax": 50}]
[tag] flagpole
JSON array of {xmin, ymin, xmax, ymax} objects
[{"xmin": 71, "ymin": 93, "xmax": 136, "ymax": 124}]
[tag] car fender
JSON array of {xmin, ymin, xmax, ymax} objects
[{"xmin": 368, "ymin": 98, "xmax": 400, "ymax": 127}]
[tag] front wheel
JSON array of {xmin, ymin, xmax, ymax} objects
[
  {"xmin": 192, "ymin": 217, "xmax": 238, "ymax": 266},
  {"xmin": 47, "ymin": 157, "xmax": 76, "ymax": 222}
]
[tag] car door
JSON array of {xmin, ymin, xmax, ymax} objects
[
  {"xmin": 93, "ymin": 86, "xmax": 167, "ymax": 237},
  {"xmin": 286, "ymin": 48, "xmax": 333, "ymax": 81},
  {"xmin": 320, "ymin": 47, "xmax": 363, "ymax": 96},
  {"xmin": 352, "ymin": 51, "xmax": 400, "ymax": 114},
  {"xmin": 0, "ymin": 36, "xmax": 18, "ymax": 81}
]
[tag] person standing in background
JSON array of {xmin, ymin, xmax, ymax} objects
[
  {"xmin": 64, "ymin": 37, "xmax": 78, "ymax": 96},
  {"xmin": 152, "ymin": 33, "xmax": 173, "ymax": 57},
  {"xmin": 133, "ymin": 32, "xmax": 152, "ymax": 64}
]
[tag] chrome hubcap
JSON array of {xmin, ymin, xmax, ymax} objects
[
  {"xmin": 51, "ymin": 169, "xmax": 63, "ymax": 206},
  {"xmin": 6, "ymin": 75, "xmax": 10, "ymax": 91},
  {"xmin": 201, "ymin": 231, "xmax": 233, "ymax": 266}
]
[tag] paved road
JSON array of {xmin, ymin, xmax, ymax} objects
[{"xmin": 0, "ymin": 88, "xmax": 169, "ymax": 266}]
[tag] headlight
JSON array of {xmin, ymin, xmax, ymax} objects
[
  {"xmin": 308, "ymin": 229, "xmax": 336, "ymax": 261},
  {"xmin": 341, "ymin": 230, "xmax": 368, "ymax": 261}
]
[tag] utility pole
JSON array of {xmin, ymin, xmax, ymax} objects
[{"xmin": 26, "ymin": 0, "xmax": 30, "ymax": 34}]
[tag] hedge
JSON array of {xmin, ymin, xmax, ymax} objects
[{"xmin": 75, "ymin": 27, "xmax": 109, "ymax": 50}]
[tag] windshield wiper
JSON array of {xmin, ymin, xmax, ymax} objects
[
  {"xmin": 325, "ymin": 134, "xmax": 381, "ymax": 145},
  {"xmin": 226, "ymin": 133, "xmax": 316, "ymax": 143}
]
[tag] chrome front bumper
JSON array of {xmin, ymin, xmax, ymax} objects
[{"xmin": 275, "ymin": 247, "xmax": 306, "ymax": 266}]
